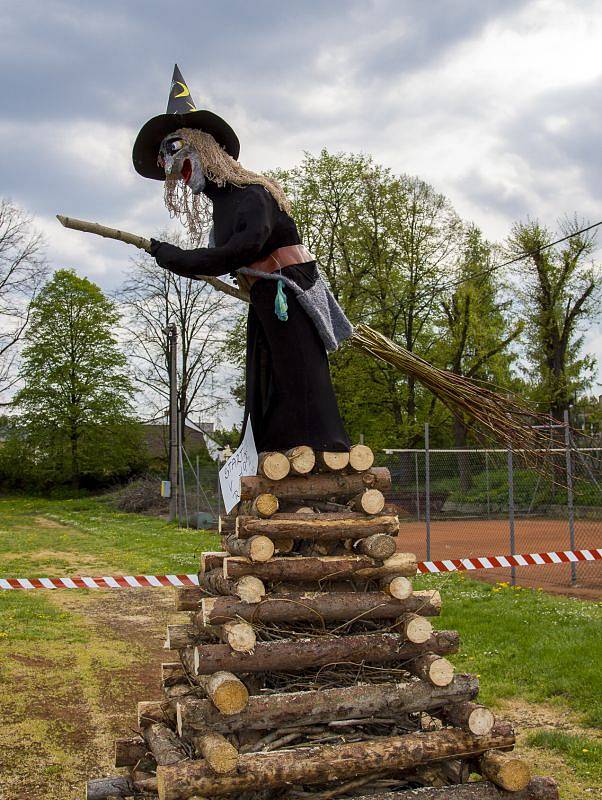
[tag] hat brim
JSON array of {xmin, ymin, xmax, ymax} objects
[{"xmin": 132, "ymin": 110, "xmax": 240, "ymax": 180}]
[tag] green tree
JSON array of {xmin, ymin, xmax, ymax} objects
[
  {"xmin": 14, "ymin": 269, "xmax": 144, "ymax": 488},
  {"xmin": 276, "ymin": 150, "xmax": 462, "ymax": 448},
  {"xmin": 437, "ymin": 226, "xmax": 522, "ymax": 488},
  {"xmin": 508, "ymin": 218, "xmax": 600, "ymax": 421}
]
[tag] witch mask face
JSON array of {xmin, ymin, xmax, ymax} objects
[{"xmin": 158, "ymin": 135, "xmax": 206, "ymax": 194}]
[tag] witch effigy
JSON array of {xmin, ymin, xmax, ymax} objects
[
  {"xmin": 132, "ymin": 66, "xmax": 353, "ymax": 455},
  {"xmin": 59, "ymin": 65, "xmax": 556, "ymax": 461}
]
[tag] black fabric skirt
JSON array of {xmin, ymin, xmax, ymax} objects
[{"xmin": 243, "ymin": 262, "xmax": 350, "ymax": 453}]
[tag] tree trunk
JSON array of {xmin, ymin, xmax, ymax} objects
[
  {"xmin": 114, "ymin": 736, "xmax": 147, "ymax": 767},
  {"xmin": 479, "ymin": 750, "xmax": 531, "ymax": 792},
  {"xmin": 86, "ymin": 777, "xmax": 157, "ymax": 799},
  {"xmin": 240, "ymin": 467, "xmax": 391, "ymax": 502},
  {"xmin": 176, "ymin": 674, "xmax": 478, "ymax": 737},
  {"xmin": 191, "ymin": 630, "xmax": 459, "ymax": 675},
  {"xmin": 353, "ymin": 533, "xmax": 398, "ymax": 560},
  {"xmin": 222, "ymin": 552, "xmax": 417, "ymax": 582},
  {"xmin": 143, "ymin": 722, "xmax": 188, "ymax": 766},
  {"xmin": 201, "ymin": 589, "xmax": 440, "ymax": 626},
  {"xmin": 441, "ymin": 702, "xmax": 495, "ymax": 736},
  {"xmin": 221, "ymin": 533, "xmax": 275, "ymax": 562},
  {"xmin": 236, "ymin": 512, "xmax": 399, "ymax": 540},
  {"xmin": 198, "ymin": 569, "xmax": 266, "ymax": 603},
  {"xmin": 156, "ymin": 725, "xmax": 515, "ymax": 799},
  {"xmin": 454, "ymin": 416, "xmax": 473, "ymax": 493}
]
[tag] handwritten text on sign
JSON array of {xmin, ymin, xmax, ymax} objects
[{"xmin": 218, "ymin": 421, "xmax": 258, "ymax": 513}]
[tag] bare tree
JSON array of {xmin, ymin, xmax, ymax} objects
[
  {"xmin": 0, "ymin": 199, "xmax": 47, "ymax": 399},
  {"xmin": 118, "ymin": 231, "xmax": 238, "ymax": 442}
]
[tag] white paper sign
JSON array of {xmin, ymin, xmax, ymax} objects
[{"xmin": 218, "ymin": 420, "xmax": 258, "ymax": 513}]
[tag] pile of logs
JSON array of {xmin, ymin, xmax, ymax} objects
[{"xmin": 88, "ymin": 444, "xmax": 558, "ymax": 800}]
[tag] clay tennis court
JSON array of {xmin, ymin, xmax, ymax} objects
[{"xmin": 397, "ymin": 516, "xmax": 601, "ymax": 599}]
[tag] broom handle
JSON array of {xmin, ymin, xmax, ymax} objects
[{"xmin": 56, "ymin": 214, "xmax": 247, "ymax": 302}]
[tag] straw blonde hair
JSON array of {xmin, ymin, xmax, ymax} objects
[{"xmin": 163, "ymin": 128, "xmax": 291, "ymax": 241}]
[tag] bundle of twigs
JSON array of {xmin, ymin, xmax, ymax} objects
[
  {"xmin": 351, "ymin": 324, "xmax": 555, "ymax": 466},
  {"xmin": 57, "ymin": 215, "xmax": 559, "ymax": 463}
]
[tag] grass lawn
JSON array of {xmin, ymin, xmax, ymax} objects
[{"xmin": 0, "ymin": 494, "xmax": 600, "ymax": 799}]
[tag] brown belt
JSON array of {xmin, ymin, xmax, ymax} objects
[{"xmin": 246, "ymin": 244, "xmax": 314, "ymax": 279}]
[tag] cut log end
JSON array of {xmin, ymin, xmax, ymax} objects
[
  {"xmin": 221, "ymin": 621, "xmax": 256, "ymax": 653},
  {"xmin": 349, "ymin": 443, "xmax": 375, "ymax": 471},
  {"xmin": 398, "ymin": 613, "xmax": 434, "ymax": 644},
  {"xmin": 318, "ymin": 450, "xmax": 350, "ymax": 471},
  {"xmin": 286, "ymin": 445, "xmax": 316, "ymax": 475},
  {"xmin": 235, "ymin": 574, "xmax": 266, "ymax": 603},
  {"xmin": 258, "ymin": 451, "xmax": 290, "ymax": 481},
  {"xmin": 354, "ymin": 533, "xmax": 397, "ymax": 560},
  {"xmin": 252, "ymin": 493, "xmax": 279, "ymax": 518},
  {"xmin": 352, "ymin": 488, "xmax": 385, "ymax": 515},
  {"xmin": 467, "ymin": 706, "xmax": 496, "ymax": 736},
  {"xmin": 410, "ymin": 654, "xmax": 455, "ymax": 687},
  {"xmin": 383, "ymin": 575, "xmax": 413, "ymax": 599},
  {"xmin": 480, "ymin": 750, "xmax": 531, "ymax": 792},
  {"xmin": 196, "ymin": 671, "xmax": 249, "ymax": 715}
]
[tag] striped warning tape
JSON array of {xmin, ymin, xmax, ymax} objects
[
  {"xmin": 416, "ymin": 547, "xmax": 602, "ymax": 574},
  {"xmin": 0, "ymin": 548, "xmax": 600, "ymax": 590}
]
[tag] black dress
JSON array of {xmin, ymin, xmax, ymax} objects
[{"xmin": 153, "ymin": 181, "xmax": 350, "ymax": 453}]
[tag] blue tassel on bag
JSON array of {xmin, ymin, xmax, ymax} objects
[{"xmin": 275, "ymin": 279, "xmax": 288, "ymax": 321}]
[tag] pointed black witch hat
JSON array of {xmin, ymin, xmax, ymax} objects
[{"xmin": 132, "ymin": 64, "xmax": 240, "ymax": 180}]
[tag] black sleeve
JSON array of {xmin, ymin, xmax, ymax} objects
[{"xmin": 154, "ymin": 188, "xmax": 275, "ymax": 278}]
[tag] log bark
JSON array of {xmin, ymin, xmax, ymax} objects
[
  {"xmin": 240, "ymin": 467, "xmax": 391, "ymax": 501},
  {"xmin": 176, "ymin": 673, "xmax": 478, "ymax": 736},
  {"xmin": 350, "ymin": 489, "xmax": 385, "ymax": 514},
  {"xmin": 442, "ymin": 702, "xmax": 495, "ymax": 736},
  {"xmin": 198, "ymin": 570, "xmax": 266, "ymax": 603},
  {"xmin": 258, "ymin": 451, "xmax": 290, "ymax": 480},
  {"xmin": 138, "ymin": 700, "xmax": 177, "ymax": 728},
  {"xmin": 192, "ymin": 630, "xmax": 459, "ymax": 675},
  {"xmin": 221, "ymin": 533, "xmax": 274, "ymax": 562},
  {"xmin": 201, "ymin": 589, "xmax": 440, "ymax": 626},
  {"xmin": 354, "ymin": 533, "xmax": 397, "ymax": 559},
  {"xmin": 156, "ymin": 726, "xmax": 515, "ymax": 799},
  {"xmin": 162, "ymin": 662, "xmax": 186, "ymax": 686},
  {"xmin": 285, "ymin": 445, "xmax": 315, "ymax": 475},
  {"xmin": 86, "ymin": 776, "xmax": 157, "ymax": 799},
  {"xmin": 114, "ymin": 736, "xmax": 146, "ymax": 767},
  {"xmin": 407, "ymin": 653, "xmax": 455, "ymax": 687},
  {"xmin": 166, "ymin": 623, "xmax": 211, "ymax": 650},
  {"xmin": 174, "ymin": 586, "xmax": 203, "ymax": 611},
  {"xmin": 349, "ymin": 443, "xmax": 375, "ymax": 471},
  {"xmin": 143, "ymin": 722, "xmax": 188, "ymax": 766},
  {"xmin": 199, "ymin": 551, "xmax": 227, "ymax": 575},
  {"xmin": 193, "ymin": 732, "xmax": 238, "ymax": 774},
  {"xmin": 352, "ymin": 778, "xmax": 559, "ymax": 799},
  {"xmin": 479, "ymin": 750, "xmax": 531, "ymax": 791},
  {"xmin": 236, "ymin": 512, "xmax": 399, "ymax": 540},
  {"xmin": 222, "ymin": 552, "xmax": 417, "ymax": 582}
]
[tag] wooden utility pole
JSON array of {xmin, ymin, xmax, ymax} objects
[{"xmin": 168, "ymin": 324, "xmax": 178, "ymax": 522}]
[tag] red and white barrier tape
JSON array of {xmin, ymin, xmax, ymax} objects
[{"xmin": 0, "ymin": 548, "xmax": 600, "ymax": 590}]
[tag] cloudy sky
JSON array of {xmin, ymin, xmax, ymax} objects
[{"xmin": 1, "ymin": 0, "xmax": 601, "ymax": 397}]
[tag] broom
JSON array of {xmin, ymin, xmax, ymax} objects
[{"xmin": 57, "ymin": 215, "xmax": 558, "ymax": 462}]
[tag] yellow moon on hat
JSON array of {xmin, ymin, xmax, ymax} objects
[{"xmin": 173, "ymin": 81, "xmax": 190, "ymax": 98}]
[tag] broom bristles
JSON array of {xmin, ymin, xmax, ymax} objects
[{"xmin": 350, "ymin": 324, "xmax": 560, "ymax": 468}]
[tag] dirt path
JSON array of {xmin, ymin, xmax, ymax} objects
[{"xmin": 0, "ymin": 516, "xmax": 184, "ymax": 800}]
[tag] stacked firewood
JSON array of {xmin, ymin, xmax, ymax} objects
[{"xmin": 88, "ymin": 445, "xmax": 558, "ymax": 800}]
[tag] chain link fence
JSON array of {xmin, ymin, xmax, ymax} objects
[
  {"xmin": 382, "ymin": 428, "xmax": 601, "ymax": 595},
  {"xmin": 175, "ymin": 428, "xmax": 601, "ymax": 595}
]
